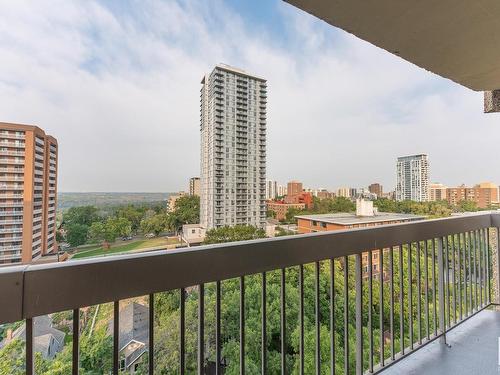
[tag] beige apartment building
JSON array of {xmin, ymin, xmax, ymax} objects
[
  {"xmin": 0, "ymin": 122, "xmax": 58, "ymax": 264},
  {"xmin": 429, "ymin": 183, "xmax": 448, "ymax": 201},
  {"xmin": 189, "ymin": 177, "xmax": 200, "ymax": 197}
]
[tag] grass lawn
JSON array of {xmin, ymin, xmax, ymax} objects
[{"xmin": 72, "ymin": 237, "xmax": 179, "ymax": 260}]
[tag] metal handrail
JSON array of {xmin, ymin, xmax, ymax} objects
[
  {"xmin": 1, "ymin": 212, "xmax": 499, "ymax": 375},
  {"xmin": 0, "ymin": 212, "xmax": 496, "ymax": 324}
]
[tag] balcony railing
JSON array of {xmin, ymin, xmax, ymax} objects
[{"xmin": 0, "ymin": 213, "xmax": 499, "ymax": 375}]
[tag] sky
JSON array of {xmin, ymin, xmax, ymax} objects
[{"xmin": 0, "ymin": 0, "xmax": 499, "ymax": 193}]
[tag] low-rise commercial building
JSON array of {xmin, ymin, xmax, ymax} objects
[{"xmin": 296, "ymin": 199, "xmax": 425, "ymax": 278}]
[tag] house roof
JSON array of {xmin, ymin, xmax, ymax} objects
[
  {"xmin": 0, "ymin": 315, "xmax": 65, "ymax": 359},
  {"xmin": 108, "ymin": 302, "xmax": 149, "ymax": 351}
]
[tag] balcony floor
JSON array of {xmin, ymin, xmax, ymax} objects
[{"xmin": 383, "ymin": 307, "xmax": 500, "ymax": 375}]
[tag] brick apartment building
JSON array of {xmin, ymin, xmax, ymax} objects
[
  {"xmin": 368, "ymin": 183, "xmax": 383, "ymax": 197},
  {"xmin": 296, "ymin": 199, "xmax": 425, "ymax": 278},
  {"xmin": 445, "ymin": 182, "xmax": 499, "ymax": 208},
  {"xmin": 266, "ymin": 201, "xmax": 306, "ymax": 221},
  {"xmin": 267, "ymin": 180, "xmax": 314, "ymax": 221},
  {"xmin": 0, "ymin": 122, "xmax": 58, "ymax": 264}
]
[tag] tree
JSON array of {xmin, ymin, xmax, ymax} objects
[
  {"xmin": 167, "ymin": 196, "xmax": 200, "ymax": 233},
  {"xmin": 107, "ymin": 217, "xmax": 132, "ymax": 238},
  {"xmin": 141, "ymin": 213, "xmax": 168, "ymax": 236},
  {"xmin": 65, "ymin": 223, "xmax": 89, "ymax": 247},
  {"xmin": 114, "ymin": 205, "xmax": 145, "ymax": 233},
  {"xmin": 456, "ymin": 200, "xmax": 479, "ymax": 213},
  {"xmin": 203, "ymin": 225, "xmax": 266, "ymax": 244}
]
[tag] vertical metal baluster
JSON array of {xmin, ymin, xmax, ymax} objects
[
  {"xmin": 443, "ymin": 237, "xmax": 449, "ymax": 329},
  {"xmin": 390, "ymin": 248, "xmax": 395, "ymax": 360},
  {"xmin": 416, "ymin": 242, "xmax": 421, "ymax": 345},
  {"xmin": 281, "ymin": 269, "xmax": 286, "ymax": 375},
  {"xmin": 260, "ymin": 272, "xmax": 267, "ymax": 374},
  {"xmin": 262, "ymin": 273, "xmax": 267, "ymax": 375},
  {"xmin": 461, "ymin": 233, "xmax": 469, "ymax": 317},
  {"xmin": 482, "ymin": 229, "xmax": 487, "ymax": 306},
  {"xmin": 216, "ymin": 281, "xmax": 221, "ymax": 375},
  {"xmin": 299, "ymin": 266, "xmax": 304, "ymax": 375},
  {"xmin": 316, "ymin": 262, "xmax": 321, "ymax": 375},
  {"xmin": 149, "ymin": 294, "xmax": 154, "ymax": 375},
  {"xmin": 180, "ymin": 288, "xmax": 185, "ymax": 375},
  {"xmin": 344, "ymin": 256, "xmax": 349, "ymax": 375},
  {"xmin": 479, "ymin": 230, "xmax": 483, "ymax": 308},
  {"xmin": 113, "ymin": 301, "xmax": 119, "ymax": 375},
  {"xmin": 240, "ymin": 277, "xmax": 245, "ymax": 375},
  {"xmin": 424, "ymin": 241, "xmax": 429, "ymax": 340},
  {"xmin": 399, "ymin": 245, "xmax": 404, "ymax": 355},
  {"xmin": 368, "ymin": 251, "xmax": 373, "ymax": 373},
  {"xmin": 451, "ymin": 235, "xmax": 456, "ymax": 325},
  {"xmin": 26, "ymin": 318, "xmax": 33, "ymax": 375},
  {"xmin": 432, "ymin": 239, "xmax": 437, "ymax": 336},
  {"xmin": 472, "ymin": 231, "xmax": 477, "ymax": 311},
  {"xmin": 486, "ymin": 228, "xmax": 491, "ymax": 304},
  {"xmin": 330, "ymin": 260, "xmax": 335, "ymax": 375},
  {"xmin": 437, "ymin": 238, "xmax": 446, "ymax": 343},
  {"xmin": 379, "ymin": 249, "xmax": 384, "ymax": 367},
  {"xmin": 456, "ymin": 234, "xmax": 462, "ymax": 321},
  {"xmin": 199, "ymin": 284, "xmax": 205, "ymax": 375},
  {"xmin": 280, "ymin": 268, "xmax": 286, "ymax": 375},
  {"xmin": 355, "ymin": 254, "xmax": 363, "ymax": 375},
  {"xmin": 467, "ymin": 232, "xmax": 472, "ymax": 315},
  {"xmin": 73, "ymin": 309, "xmax": 80, "ymax": 375},
  {"xmin": 408, "ymin": 243, "xmax": 413, "ymax": 349},
  {"xmin": 498, "ymin": 228, "xmax": 500, "ymax": 305}
]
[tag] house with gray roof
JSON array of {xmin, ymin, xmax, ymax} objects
[
  {"xmin": 0, "ymin": 315, "xmax": 65, "ymax": 360},
  {"xmin": 108, "ymin": 302, "xmax": 149, "ymax": 373}
]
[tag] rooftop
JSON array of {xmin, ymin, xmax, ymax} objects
[{"xmin": 295, "ymin": 211, "xmax": 425, "ymax": 225}]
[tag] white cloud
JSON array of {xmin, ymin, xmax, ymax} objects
[{"xmin": 0, "ymin": 0, "xmax": 497, "ymax": 192}]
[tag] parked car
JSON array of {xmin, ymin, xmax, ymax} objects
[{"xmin": 145, "ymin": 233, "xmax": 155, "ymax": 238}]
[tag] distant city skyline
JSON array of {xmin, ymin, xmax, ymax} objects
[{"xmin": 1, "ymin": 1, "xmax": 500, "ymax": 193}]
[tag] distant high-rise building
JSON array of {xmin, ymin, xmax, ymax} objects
[
  {"xmin": 277, "ymin": 184, "xmax": 287, "ymax": 197},
  {"xmin": 266, "ymin": 180, "xmax": 277, "ymax": 200},
  {"xmin": 368, "ymin": 183, "xmax": 383, "ymax": 197},
  {"xmin": 396, "ymin": 154, "xmax": 429, "ymax": 202},
  {"xmin": 287, "ymin": 181, "xmax": 303, "ymax": 197},
  {"xmin": 200, "ymin": 64, "xmax": 267, "ymax": 229},
  {"xmin": 0, "ymin": 122, "xmax": 58, "ymax": 264},
  {"xmin": 189, "ymin": 177, "xmax": 200, "ymax": 197},
  {"xmin": 429, "ymin": 183, "xmax": 448, "ymax": 201},
  {"xmin": 337, "ymin": 187, "xmax": 350, "ymax": 198}
]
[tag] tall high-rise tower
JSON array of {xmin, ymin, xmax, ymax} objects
[
  {"xmin": 396, "ymin": 154, "xmax": 429, "ymax": 202},
  {"xmin": 0, "ymin": 122, "xmax": 58, "ymax": 264},
  {"xmin": 200, "ymin": 64, "xmax": 267, "ymax": 229}
]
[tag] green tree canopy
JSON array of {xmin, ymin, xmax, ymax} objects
[
  {"xmin": 167, "ymin": 195, "xmax": 200, "ymax": 232},
  {"xmin": 203, "ymin": 225, "xmax": 266, "ymax": 244},
  {"xmin": 63, "ymin": 206, "xmax": 100, "ymax": 227},
  {"xmin": 65, "ymin": 223, "xmax": 89, "ymax": 247},
  {"xmin": 141, "ymin": 213, "xmax": 168, "ymax": 236}
]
